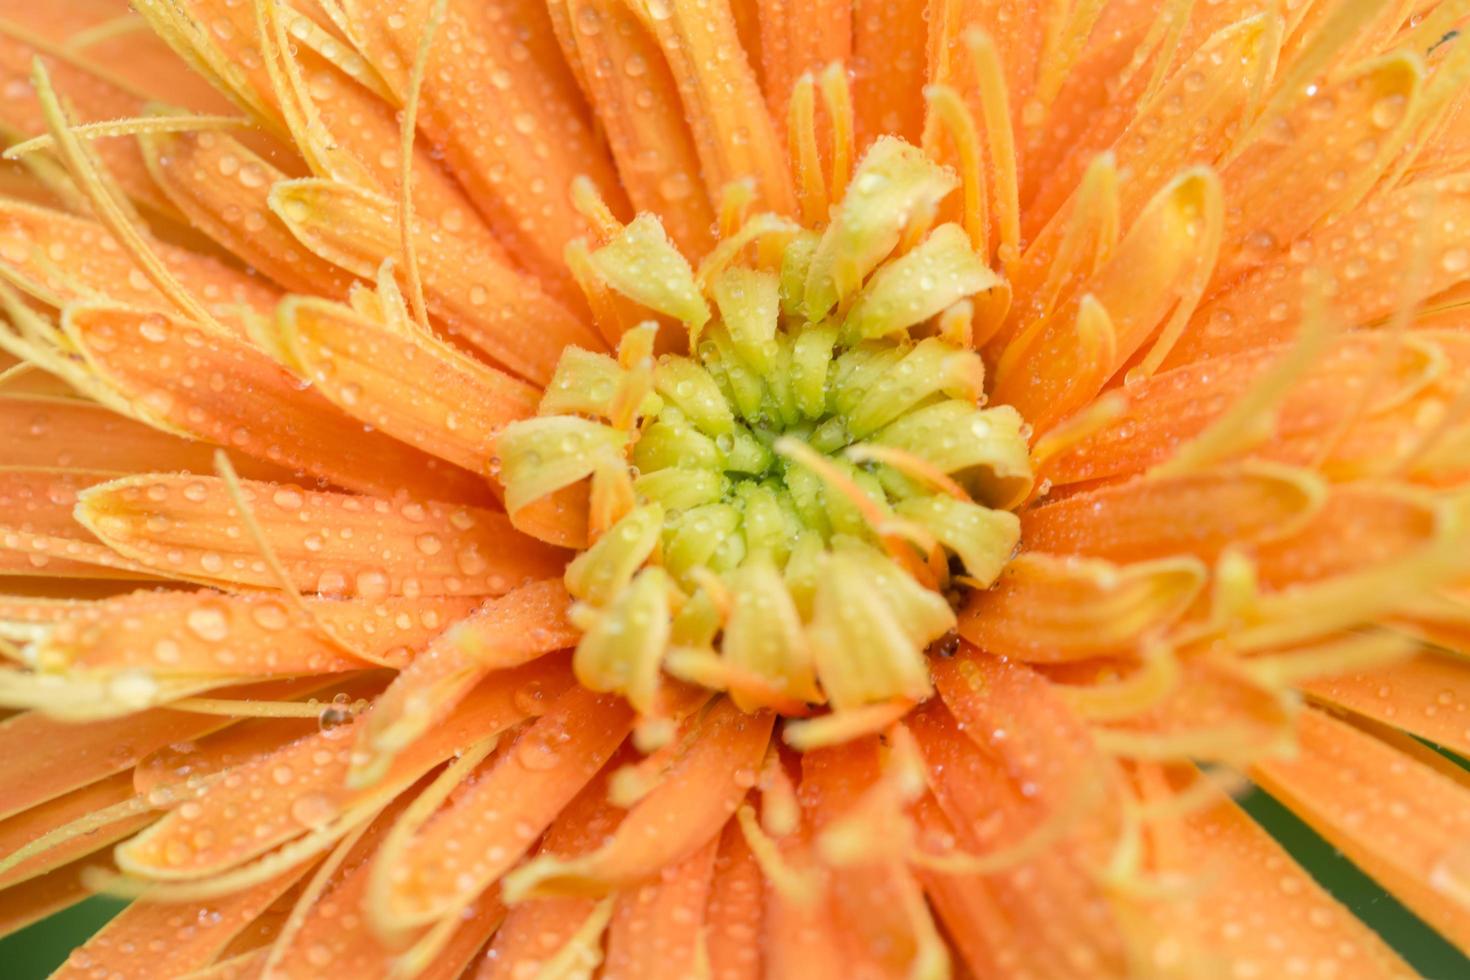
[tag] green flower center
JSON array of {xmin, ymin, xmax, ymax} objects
[{"xmin": 495, "ymin": 137, "xmax": 1033, "ymax": 732}]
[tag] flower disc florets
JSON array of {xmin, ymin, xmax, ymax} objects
[{"xmin": 497, "ymin": 137, "xmax": 1032, "ymax": 734}]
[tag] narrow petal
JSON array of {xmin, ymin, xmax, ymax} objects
[
  {"xmin": 76, "ymin": 474, "xmax": 565, "ymax": 597},
  {"xmin": 0, "ymin": 467, "xmax": 158, "ymax": 580},
  {"xmin": 550, "ymin": 0, "xmax": 716, "ymax": 256},
  {"xmin": 374, "ymin": 685, "xmax": 632, "ymax": 928},
  {"xmin": 1301, "ymin": 651, "xmax": 1470, "ymax": 760},
  {"xmin": 349, "ymin": 579, "xmax": 578, "ymax": 781},
  {"xmin": 115, "ymin": 659, "xmax": 568, "ymax": 880},
  {"xmin": 1020, "ymin": 464, "xmax": 1326, "ymax": 564},
  {"xmin": 0, "ymin": 34, "xmax": 176, "ymax": 217},
  {"xmin": 0, "ymin": 772, "xmax": 150, "ymax": 889},
  {"xmin": 1048, "ymin": 332, "xmax": 1466, "ymax": 486},
  {"xmin": 851, "ymin": 0, "xmax": 927, "ymax": 144},
  {"xmin": 634, "ymin": 0, "xmax": 797, "ymax": 215},
  {"xmin": 0, "ymin": 851, "xmax": 107, "ymax": 941},
  {"xmin": 909, "ymin": 671, "xmax": 1127, "ymax": 975},
  {"xmin": 755, "ymin": 0, "xmax": 850, "ymax": 122},
  {"xmin": 0, "ymin": 200, "xmax": 278, "ymax": 324},
  {"xmin": 959, "ymin": 554, "xmax": 1206, "ymax": 662},
  {"xmin": 34, "ymin": 588, "xmax": 480, "ymax": 678},
  {"xmin": 1026, "ymin": 14, "xmax": 1276, "ymax": 238},
  {"xmin": 995, "ymin": 169, "xmax": 1223, "ymax": 427},
  {"xmin": 50, "ymin": 864, "xmax": 309, "ymax": 980},
  {"xmin": 269, "ymin": 183, "xmax": 601, "ymax": 383},
  {"xmin": 1252, "ymin": 707, "xmax": 1470, "ymax": 954},
  {"xmin": 275, "ymin": 296, "xmax": 539, "ymax": 472},
  {"xmin": 139, "ymin": 129, "xmax": 354, "ymax": 298},
  {"xmin": 64, "ymin": 305, "xmax": 491, "ymax": 502},
  {"xmin": 261, "ymin": 815, "xmax": 506, "ymax": 980},
  {"xmin": 474, "ymin": 766, "xmax": 625, "ymax": 978},
  {"xmin": 0, "ymin": 395, "xmax": 288, "ymax": 479},
  {"xmin": 345, "ymin": 0, "xmax": 627, "ymax": 284},
  {"xmin": 704, "ymin": 818, "xmax": 765, "ymax": 980},
  {"xmin": 0, "ymin": 692, "xmax": 288, "ymax": 819},
  {"xmin": 1213, "ymin": 52, "xmax": 1423, "ymax": 284},
  {"xmin": 1132, "ymin": 768, "xmax": 1414, "ymax": 978},
  {"xmin": 1178, "ymin": 175, "xmax": 1470, "ymax": 365},
  {"xmin": 602, "ymin": 835, "xmax": 719, "ymax": 978},
  {"xmin": 800, "ymin": 739, "xmax": 950, "ymax": 976},
  {"xmin": 503, "ymin": 697, "xmax": 773, "ymax": 898}
]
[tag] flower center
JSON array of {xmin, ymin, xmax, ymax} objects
[{"xmin": 496, "ymin": 137, "xmax": 1033, "ymax": 733}]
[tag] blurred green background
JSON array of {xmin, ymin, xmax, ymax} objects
[{"xmin": 2, "ymin": 784, "xmax": 1467, "ymax": 977}]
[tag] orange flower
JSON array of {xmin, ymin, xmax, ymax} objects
[{"xmin": 2, "ymin": 0, "xmax": 1470, "ymax": 976}]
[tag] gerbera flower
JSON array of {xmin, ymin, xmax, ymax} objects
[{"xmin": 3, "ymin": 0, "xmax": 1470, "ymax": 975}]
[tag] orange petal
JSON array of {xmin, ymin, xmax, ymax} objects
[
  {"xmin": 115, "ymin": 658, "xmax": 570, "ymax": 880},
  {"xmin": 269, "ymin": 186, "xmax": 601, "ymax": 384},
  {"xmin": 0, "ymin": 395, "xmax": 288, "ymax": 479},
  {"xmin": 0, "ymin": 466, "xmax": 158, "ymax": 580},
  {"xmin": 1026, "ymin": 13, "xmax": 1276, "ymax": 238},
  {"xmin": 0, "ymin": 850, "xmax": 109, "ymax": 940},
  {"xmin": 10, "ymin": 1, "xmax": 247, "ymax": 118},
  {"xmin": 76, "ymin": 474, "xmax": 564, "ymax": 597},
  {"xmin": 912, "ymin": 795, "xmax": 1033, "ymax": 978},
  {"xmin": 266, "ymin": 822, "xmax": 506, "ymax": 980},
  {"xmin": 0, "ymin": 771, "xmax": 150, "ymax": 889},
  {"xmin": 1133, "ymin": 767, "xmax": 1414, "ymax": 977},
  {"xmin": 36, "ymin": 588, "xmax": 481, "ymax": 677},
  {"xmin": 995, "ymin": 169, "xmax": 1222, "ymax": 427},
  {"xmin": 473, "ymin": 762, "xmax": 626, "ymax": 978},
  {"xmin": 349, "ymin": 579, "xmax": 577, "ymax": 780},
  {"xmin": 799, "ymin": 738, "xmax": 948, "ymax": 976},
  {"xmin": 1048, "ymin": 332, "xmax": 1462, "ymax": 486},
  {"xmin": 345, "ymin": 0, "xmax": 626, "ymax": 285},
  {"xmin": 1177, "ymin": 175, "xmax": 1470, "ymax": 365},
  {"xmin": 602, "ymin": 834, "xmax": 719, "ymax": 978},
  {"xmin": 850, "ymin": 0, "xmax": 927, "ymax": 145},
  {"xmin": 1091, "ymin": 656, "xmax": 1294, "ymax": 764},
  {"xmin": 0, "ymin": 534, "xmax": 153, "ymax": 580},
  {"xmin": 1252, "ymin": 707, "xmax": 1470, "ymax": 954},
  {"xmin": 636, "ymin": 0, "xmax": 797, "ymax": 216},
  {"xmin": 550, "ymin": 0, "xmax": 715, "ymax": 257},
  {"xmin": 1212, "ymin": 52, "xmax": 1423, "ymax": 284},
  {"xmin": 0, "ymin": 33, "xmax": 175, "ymax": 218},
  {"xmin": 131, "ymin": 714, "xmax": 326, "ymax": 804},
  {"xmin": 931, "ymin": 645, "xmax": 1118, "ymax": 821},
  {"xmin": 160, "ymin": 0, "xmax": 507, "ymax": 262},
  {"xmin": 275, "ymin": 296, "xmax": 539, "ymax": 472},
  {"xmin": 1021, "ymin": 463, "xmax": 1325, "ymax": 564},
  {"xmin": 755, "ymin": 0, "xmax": 850, "ymax": 123},
  {"xmin": 0, "ymin": 684, "xmax": 299, "ymax": 819},
  {"xmin": 908, "ymin": 686, "xmax": 1126, "ymax": 976},
  {"xmin": 0, "ymin": 200, "xmax": 278, "ymax": 325},
  {"xmin": 503, "ymin": 697, "xmax": 773, "ymax": 899},
  {"xmin": 759, "ymin": 824, "xmax": 846, "ymax": 980},
  {"xmin": 138, "ymin": 128, "xmax": 354, "ymax": 298},
  {"xmin": 377, "ymin": 685, "xmax": 633, "ymax": 927},
  {"xmin": 50, "ymin": 863, "xmax": 310, "ymax": 980},
  {"xmin": 929, "ymin": 0, "xmax": 1045, "ymax": 136},
  {"xmin": 704, "ymin": 817, "xmax": 765, "ymax": 980},
  {"xmin": 1301, "ymin": 651, "xmax": 1470, "ymax": 760},
  {"xmin": 64, "ymin": 305, "xmax": 491, "ymax": 502},
  {"xmin": 1249, "ymin": 484, "xmax": 1444, "ymax": 590},
  {"xmin": 959, "ymin": 553, "xmax": 1206, "ymax": 662}
]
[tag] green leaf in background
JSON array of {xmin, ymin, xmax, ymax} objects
[{"xmin": 0, "ymin": 898, "xmax": 126, "ymax": 979}]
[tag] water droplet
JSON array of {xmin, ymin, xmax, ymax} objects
[
  {"xmin": 290, "ymin": 791, "xmax": 339, "ymax": 829},
  {"xmin": 273, "ymin": 488, "xmax": 304, "ymax": 510},
  {"xmin": 185, "ymin": 606, "xmax": 230, "ymax": 643}
]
